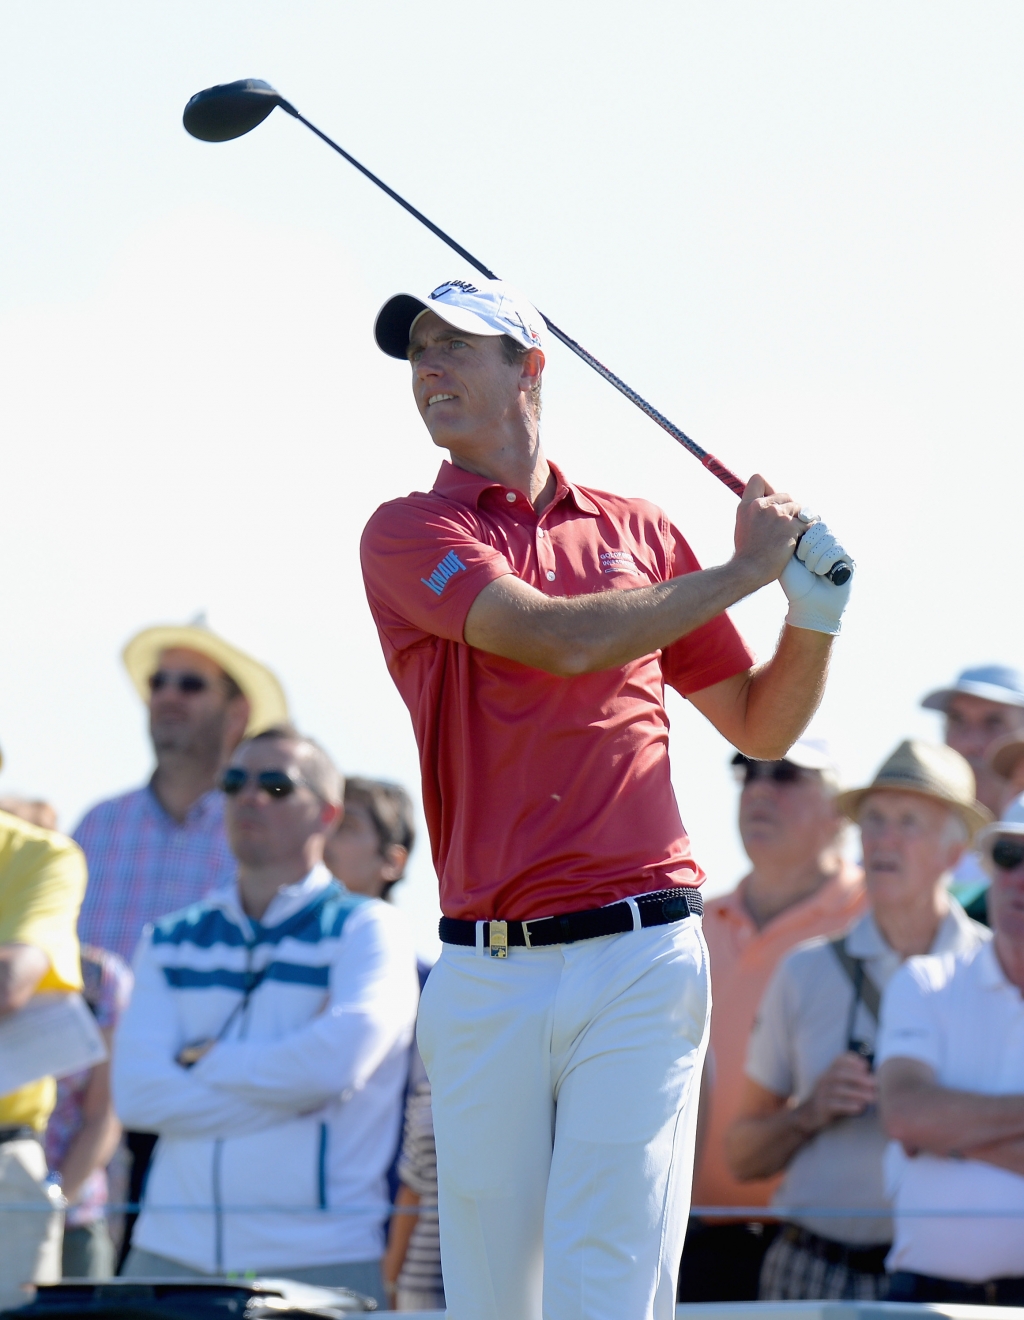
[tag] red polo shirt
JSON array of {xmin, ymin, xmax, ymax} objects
[{"xmin": 360, "ymin": 460, "xmax": 754, "ymax": 921}]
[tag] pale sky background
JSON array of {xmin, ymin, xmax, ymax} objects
[{"xmin": 1, "ymin": 2, "xmax": 1022, "ymax": 958}]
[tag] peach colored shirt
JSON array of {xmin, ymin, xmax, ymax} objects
[{"xmin": 693, "ymin": 861, "xmax": 866, "ymax": 1213}]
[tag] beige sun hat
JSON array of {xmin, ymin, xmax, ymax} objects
[
  {"xmin": 988, "ymin": 732, "xmax": 1024, "ymax": 781},
  {"xmin": 123, "ymin": 619, "xmax": 289, "ymax": 738},
  {"xmin": 836, "ymin": 739, "xmax": 992, "ymax": 838}
]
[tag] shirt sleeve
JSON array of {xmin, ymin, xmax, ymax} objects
[
  {"xmin": 658, "ymin": 522, "xmax": 756, "ymax": 696},
  {"xmin": 0, "ymin": 827, "xmax": 86, "ymax": 992},
  {"xmin": 361, "ymin": 495, "xmax": 515, "ymax": 650},
  {"xmin": 745, "ymin": 957, "xmax": 797, "ymax": 1098},
  {"xmin": 875, "ymin": 956, "xmax": 944, "ymax": 1072}
]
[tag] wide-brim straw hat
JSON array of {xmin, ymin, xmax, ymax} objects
[
  {"xmin": 836, "ymin": 739, "xmax": 992, "ymax": 838},
  {"xmin": 123, "ymin": 622, "xmax": 289, "ymax": 738}
]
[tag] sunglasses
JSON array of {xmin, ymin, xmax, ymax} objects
[
  {"xmin": 149, "ymin": 670, "xmax": 210, "ymax": 695},
  {"xmin": 220, "ymin": 767, "xmax": 310, "ymax": 800},
  {"xmin": 732, "ymin": 758, "xmax": 811, "ymax": 787},
  {"xmin": 990, "ymin": 838, "xmax": 1024, "ymax": 872}
]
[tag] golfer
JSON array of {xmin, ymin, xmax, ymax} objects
[{"xmin": 361, "ymin": 278, "xmax": 852, "ymax": 1320}]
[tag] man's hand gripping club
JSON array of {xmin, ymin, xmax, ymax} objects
[{"xmin": 735, "ymin": 476, "xmax": 852, "ymax": 636}]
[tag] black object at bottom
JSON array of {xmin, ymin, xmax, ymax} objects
[
  {"xmin": 677, "ymin": 1219, "xmax": 777, "ymax": 1303},
  {"xmin": 2, "ymin": 1278, "xmax": 374, "ymax": 1317},
  {"xmin": 888, "ymin": 1269, "xmax": 1024, "ymax": 1306},
  {"xmin": 116, "ymin": 1131, "xmax": 159, "ymax": 1274},
  {"xmin": 439, "ymin": 887, "xmax": 702, "ymax": 950}
]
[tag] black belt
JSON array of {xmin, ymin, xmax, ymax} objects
[
  {"xmin": 0, "ymin": 1126, "xmax": 39, "ymax": 1145},
  {"xmin": 889, "ymin": 1270, "xmax": 1024, "ymax": 1306},
  {"xmin": 439, "ymin": 887, "xmax": 702, "ymax": 952},
  {"xmin": 780, "ymin": 1223, "xmax": 890, "ymax": 1275}
]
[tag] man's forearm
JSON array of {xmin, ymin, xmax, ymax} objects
[
  {"xmin": 727, "ymin": 1102, "xmax": 820, "ymax": 1181},
  {"xmin": 465, "ymin": 559, "xmax": 765, "ymax": 676},
  {"xmin": 883, "ymin": 1078, "xmax": 1024, "ymax": 1155},
  {"xmin": 962, "ymin": 1135, "xmax": 1024, "ymax": 1177}
]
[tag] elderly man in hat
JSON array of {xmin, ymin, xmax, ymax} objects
[
  {"xmin": 680, "ymin": 739, "xmax": 865, "ymax": 1302},
  {"xmin": 73, "ymin": 620, "xmax": 287, "ymax": 1258},
  {"xmin": 877, "ymin": 795, "xmax": 1024, "ymax": 1303},
  {"xmin": 921, "ymin": 665, "xmax": 1024, "ymax": 919},
  {"xmin": 726, "ymin": 741, "xmax": 989, "ymax": 1300}
]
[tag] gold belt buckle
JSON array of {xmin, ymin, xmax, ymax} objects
[{"xmin": 489, "ymin": 920, "xmax": 508, "ymax": 958}]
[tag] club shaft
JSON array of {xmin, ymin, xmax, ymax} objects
[{"xmin": 285, "ymin": 104, "xmax": 850, "ymax": 583}]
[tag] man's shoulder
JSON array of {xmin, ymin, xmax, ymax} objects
[
  {"xmin": 898, "ymin": 940, "xmax": 987, "ymax": 999},
  {"xmin": 150, "ymin": 892, "xmax": 242, "ymax": 952},
  {"xmin": 73, "ymin": 785, "xmax": 151, "ymax": 839},
  {"xmin": 362, "ymin": 487, "xmax": 480, "ymax": 543}
]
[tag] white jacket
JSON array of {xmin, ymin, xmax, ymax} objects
[{"xmin": 113, "ymin": 867, "xmax": 419, "ymax": 1273}]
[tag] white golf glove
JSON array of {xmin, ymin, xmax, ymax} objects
[{"xmin": 781, "ymin": 520, "xmax": 853, "ymax": 634}]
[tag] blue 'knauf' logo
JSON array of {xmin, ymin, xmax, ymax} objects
[{"xmin": 421, "ymin": 550, "xmax": 467, "ymax": 597}]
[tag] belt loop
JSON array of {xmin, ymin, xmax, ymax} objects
[
  {"xmin": 626, "ymin": 897, "xmax": 642, "ymax": 932},
  {"xmin": 475, "ymin": 921, "xmax": 485, "ymax": 957}
]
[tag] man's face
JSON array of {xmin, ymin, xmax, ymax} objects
[
  {"xmin": 223, "ymin": 738, "xmax": 333, "ymax": 870},
  {"xmin": 986, "ymin": 836, "xmax": 1024, "ymax": 945},
  {"xmin": 408, "ymin": 310, "xmax": 543, "ymax": 458},
  {"xmin": 148, "ymin": 647, "xmax": 247, "ymax": 761},
  {"xmin": 323, "ymin": 802, "xmax": 392, "ymax": 898},
  {"xmin": 738, "ymin": 764, "xmax": 842, "ymax": 870},
  {"xmin": 945, "ymin": 693, "xmax": 1024, "ymax": 815},
  {"xmin": 858, "ymin": 791, "xmax": 964, "ymax": 908}
]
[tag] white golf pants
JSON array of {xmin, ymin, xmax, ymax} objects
[{"xmin": 417, "ymin": 914, "xmax": 710, "ymax": 1320}]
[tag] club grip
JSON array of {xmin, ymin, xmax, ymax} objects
[{"xmin": 826, "ymin": 560, "xmax": 852, "ymax": 586}]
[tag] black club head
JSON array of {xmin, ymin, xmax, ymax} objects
[{"xmin": 183, "ymin": 79, "xmax": 294, "ymax": 142}]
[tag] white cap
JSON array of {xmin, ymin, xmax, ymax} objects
[
  {"xmin": 976, "ymin": 791, "xmax": 1024, "ymax": 852},
  {"xmin": 374, "ymin": 278, "xmax": 544, "ymax": 359}
]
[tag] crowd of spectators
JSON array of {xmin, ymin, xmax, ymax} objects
[{"xmin": 2, "ymin": 621, "xmax": 1024, "ymax": 1309}]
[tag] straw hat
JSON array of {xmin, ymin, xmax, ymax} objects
[
  {"xmin": 988, "ymin": 732, "xmax": 1024, "ymax": 781},
  {"xmin": 836, "ymin": 739, "xmax": 992, "ymax": 838},
  {"xmin": 123, "ymin": 620, "xmax": 289, "ymax": 738}
]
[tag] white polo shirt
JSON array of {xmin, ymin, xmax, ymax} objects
[
  {"xmin": 876, "ymin": 939, "xmax": 1024, "ymax": 1283},
  {"xmin": 746, "ymin": 901, "xmax": 984, "ymax": 1244}
]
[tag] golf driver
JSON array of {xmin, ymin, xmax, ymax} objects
[{"xmin": 183, "ymin": 78, "xmax": 851, "ymax": 586}]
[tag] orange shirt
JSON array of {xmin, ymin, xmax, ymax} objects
[{"xmin": 693, "ymin": 862, "xmax": 866, "ymax": 1213}]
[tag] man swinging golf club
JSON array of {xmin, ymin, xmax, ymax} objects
[{"xmin": 360, "ymin": 278, "xmax": 852, "ymax": 1320}]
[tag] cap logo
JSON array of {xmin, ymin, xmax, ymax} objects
[{"xmin": 430, "ymin": 280, "xmax": 479, "ymax": 301}]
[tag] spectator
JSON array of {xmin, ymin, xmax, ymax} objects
[
  {"xmin": 988, "ymin": 732, "xmax": 1024, "ymax": 811},
  {"xmin": 728, "ymin": 739, "xmax": 989, "ymax": 1300},
  {"xmin": 112, "ymin": 727, "xmax": 418, "ymax": 1306},
  {"xmin": 0, "ymin": 799, "xmax": 58, "ymax": 832},
  {"xmin": 0, "ymin": 802, "xmax": 87, "ymax": 1309},
  {"xmin": 74, "ymin": 620, "xmax": 288, "ymax": 1254},
  {"xmin": 680, "ymin": 739, "xmax": 866, "ymax": 1302},
  {"xmin": 44, "ymin": 945, "xmax": 133, "ymax": 1279},
  {"xmin": 324, "ymin": 778, "xmax": 415, "ymax": 900},
  {"xmin": 382, "ymin": 1046, "xmax": 444, "ymax": 1312},
  {"xmin": 877, "ymin": 795, "xmax": 1024, "ymax": 1304},
  {"xmin": 921, "ymin": 665, "xmax": 1024, "ymax": 919}
]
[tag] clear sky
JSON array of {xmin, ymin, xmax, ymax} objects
[{"xmin": 1, "ymin": 2, "xmax": 1022, "ymax": 956}]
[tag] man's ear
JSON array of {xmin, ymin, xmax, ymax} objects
[
  {"xmin": 518, "ymin": 347, "xmax": 545, "ymax": 394},
  {"xmin": 381, "ymin": 843, "xmax": 409, "ymax": 883}
]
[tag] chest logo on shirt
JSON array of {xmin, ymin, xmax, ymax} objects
[
  {"xmin": 599, "ymin": 549, "xmax": 639, "ymax": 575},
  {"xmin": 422, "ymin": 550, "xmax": 467, "ymax": 597}
]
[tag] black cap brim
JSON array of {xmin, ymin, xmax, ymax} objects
[{"xmin": 374, "ymin": 294, "xmax": 430, "ymax": 359}]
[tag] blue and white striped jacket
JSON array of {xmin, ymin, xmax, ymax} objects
[{"xmin": 113, "ymin": 866, "xmax": 419, "ymax": 1274}]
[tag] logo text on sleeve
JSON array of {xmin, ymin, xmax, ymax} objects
[{"xmin": 421, "ymin": 550, "xmax": 468, "ymax": 597}]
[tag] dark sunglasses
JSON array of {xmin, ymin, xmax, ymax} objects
[
  {"xmin": 149, "ymin": 670, "xmax": 210, "ymax": 695},
  {"xmin": 732, "ymin": 757, "xmax": 810, "ymax": 787},
  {"xmin": 990, "ymin": 838, "xmax": 1024, "ymax": 872},
  {"xmin": 220, "ymin": 767, "xmax": 309, "ymax": 800}
]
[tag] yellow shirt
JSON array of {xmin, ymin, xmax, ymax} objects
[{"xmin": 0, "ymin": 811, "xmax": 87, "ymax": 1130}]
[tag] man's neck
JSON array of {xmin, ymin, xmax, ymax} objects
[
  {"xmin": 151, "ymin": 753, "xmax": 219, "ymax": 824},
  {"xmin": 237, "ymin": 856, "xmax": 318, "ymax": 923},
  {"xmin": 742, "ymin": 852, "xmax": 842, "ymax": 930},
  {"xmin": 993, "ymin": 932, "xmax": 1024, "ymax": 993},
  {"xmin": 449, "ymin": 431, "xmax": 555, "ymax": 513},
  {"xmin": 873, "ymin": 884, "xmax": 949, "ymax": 959}
]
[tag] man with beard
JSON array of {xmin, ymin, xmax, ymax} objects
[{"xmin": 74, "ymin": 619, "xmax": 288, "ymax": 1260}]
